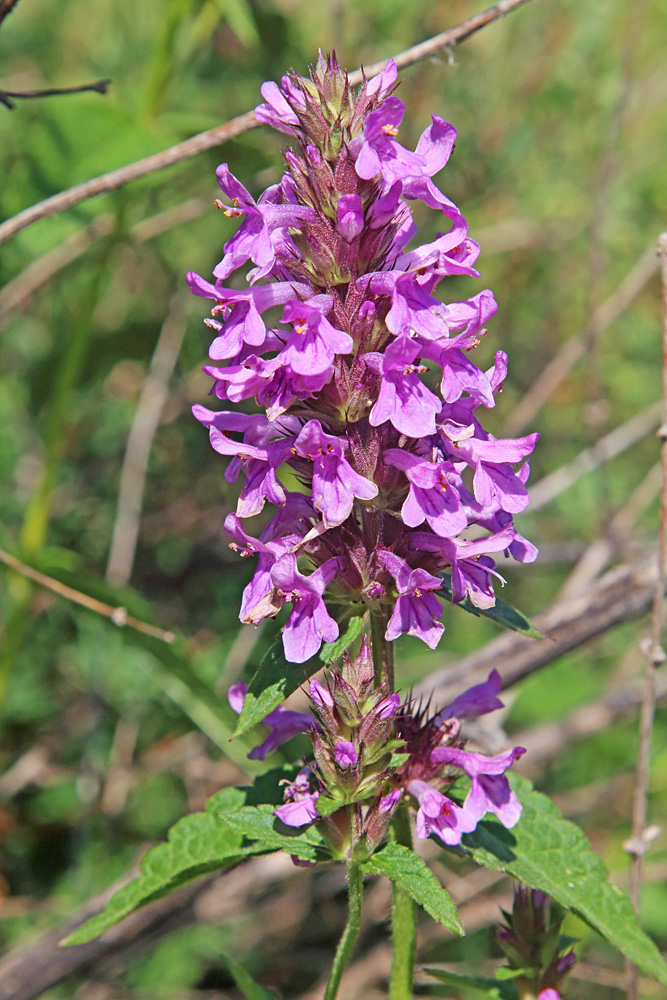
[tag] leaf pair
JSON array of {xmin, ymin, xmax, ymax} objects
[{"xmin": 65, "ymin": 772, "xmax": 667, "ymax": 992}]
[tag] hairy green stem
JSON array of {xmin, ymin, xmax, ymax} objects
[
  {"xmin": 370, "ymin": 610, "xmax": 395, "ymax": 689},
  {"xmin": 389, "ymin": 807, "xmax": 417, "ymax": 1000},
  {"xmin": 324, "ymin": 860, "xmax": 363, "ymax": 1000}
]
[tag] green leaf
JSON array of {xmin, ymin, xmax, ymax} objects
[
  {"xmin": 458, "ymin": 775, "xmax": 667, "ymax": 986},
  {"xmin": 222, "ymin": 804, "xmax": 331, "ymax": 862},
  {"xmin": 423, "ymin": 968, "xmax": 517, "ymax": 999},
  {"xmin": 64, "ymin": 788, "xmax": 257, "ymax": 945},
  {"xmin": 319, "ymin": 614, "xmax": 365, "ymax": 664},
  {"xmin": 219, "ymin": 952, "xmax": 279, "ymax": 1000},
  {"xmin": 438, "ymin": 573, "xmax": 543, "ymax": 639},
  {"xmin": 362, "ymin": 842, "xmax": 464, "ymax": 936},
  {"xmin": 235, "ymin": 639, "xmax": 321, "ymax": 738},
  {"xmin": 316, "ymin": 795, "xmax": 343, "ymax": 817}
]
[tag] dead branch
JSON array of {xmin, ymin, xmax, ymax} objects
[
  {"xmin": 106, "ymin": 296, "xmax": 186, "ymax": 587},
  {"xmin": 626, "ymin": 232, "xmax": 667, "ymax": 1000},
  {"xmin": 422, "ymin": 550, "xmax": 661, "ymax": 706},
  {"xmin": 505, "ymin": 242, "xmax": 660, "ymax": 436},
  {"xmin": 528, "ymin": 401, "xmax": 661, "ymax": 512},
  {"xmin": 0, "ymin": 198, "xmax": 207, "ymax": 322},
  {"xmin": 0, "ymin": 546, "xmax": 176, "ymax": 644},
  {"xmin": 0, "ymin": 79, "xmax": 111, "ymax": 110},
  {"xmin": 0, "ymin": 0, "xmax": 534, "ymax": 247}
]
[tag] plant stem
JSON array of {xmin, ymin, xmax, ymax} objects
[
  {"xmin": 324, "ymin": 860, "xmax": 363, "ymax": 1000},
  {"xmin": 370, "ymin": 610, "xmax": 395, "ymax": 689},
  {"xmin": 389, "ymin": 807, "xmax": 417, "ymax": 1000}
]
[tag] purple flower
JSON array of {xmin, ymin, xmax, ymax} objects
[
  {"xmin": 377, "ymin": 550, "xmax": 444, "ymax": 649},
  {"xmin": 334, "ymin": 740, "xmax": 357, "ymax": 770},
  {"xmin": 412, "ymin": 523, "xmax": 516, "ymax": 609},
  {"xmin": 309, "ymin": 677, "xmax": 334, "ymax": 708},
  {"xmin": 377, "ymin": 692, "xmax": 401, "ymax": 719},
  {"xmin": 379, "ymin": 788, "xmax": 402, "ymax": 814},
  {"xmin": 193, "ymin": 406, "xmax": 294, "ymax": 518},
  {"xmin": 367, "ymin": 336, "xmax": 442, "ymax": 437},
  {"xmin": 384, "ymin": 449, "xmax": 468, "ymax": 538},
  {"xmin": 186, "ymin": 274, "xmax": 310, "ymax": 360},
  {"xmin": 440, "ymin": 425, "xmax": 539, "ymax": 516},
  {"xmin": 407, "ymin": 778, "xmax": 478, "ymax": 846},
  {"xmin": 227, "ymin": 680, "xmax": 314, "ymax": 760},
  {"xmin": 271, "ymin": 553, "xmax": 341, "ymax": 662},
  {"xmin": 294, "ymin": 420, "xmax": 378, "ymax": 527},
  {"xmin": 255, "ymin": 77, "xmax": 303, "ymax": 135},
  {"xmin": 337, "ymin": 194, "xmax": 364, "ymax": 242},
  {"xmin": 437, "ymin": 669, "xmax": 504, "ymax": 721},
  {"xmin": 213, "ymin": 165, "xmax": 315, "ymax": 282},
  {"xmin": 431, "ymin": 745, "xmax": 526, "ymax": 828},
  {"xmin": 355, "ymin": 97, "xmax": 422, "ymax": 182},
  {"xmin": 538, "ymin": 991, "xmax": 560, "ymax": 1000},
  {"xmin": 279, "ymin": 298, "xmax": 353, "ymax": 375},
  {"xmin": 274, "ymin": 768, "xmax": 320, "ymax": 827}
]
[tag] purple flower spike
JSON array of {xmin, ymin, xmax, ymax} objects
[
  {"xmin": 431, "ymin": 745, "xmax": 526, "ymax": 828},
  {"xmin": 407, "ymin": 778, "xmax": 477, "ymax": 846},
  {"xmin": 294, "ymin": 420, "xmax": 378, "ymax": 527},
  {"xmin": 271, "ymin": 553, "xmax": 342, "ymax": 663},
  {"xmin": 193, "ymin": 54, "xmax": 538, "ymax": 696},
  {"xmin": 378, "ymin": 550, "xmax": 444, "ymax": 649},
  {"xmin": 334, "ymin": 740, "xmax": 358, "ymax": 770}
]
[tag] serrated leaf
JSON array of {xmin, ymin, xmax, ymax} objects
[
  {"xmin": 64, "ymin": 788, "xmax": 256, "ymax": 945},
  {"xmin": 316, "ymin": 795, "xmax": 343, "ymax": 817},
  {"xmin": 219, "ymin": 952, "xmax": 280, "ymax": 1000},
  {"xmin": 457, "ymin": 774, "xmax": 667, "ymax": 986},
  {"xmin": 423, "ymin": 968, "xmax": 517, "ymax": 999},
  {"xmin": 235, "ymin": 640, "xmax": 321, "ymax": 738},
  {"xmin": 438, "ymin": 573, "xmax": 543, "ymax": 639},
  {"xmin": 362, "ymin": 842, "xmax": 463, "ymax": 936},
  {"xmin": 222, "ymin": 804, "xmax": 331, "ymax": 862},
  {"xmin": 319, "ymin": 614, "xmax": 364, "ymax": 664}
]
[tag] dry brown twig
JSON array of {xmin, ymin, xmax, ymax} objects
[
  {"xmin": 0, "ymin": 0, "xmax": 534, "ymax": 247},
  {"xmin": 527, "ymin": 400, "xmax": 661, "ymax": 512},
  {"xmin": 505, "ymin": 241, "xmax": 660, "ymax": 436},
  {"xmin": 625, "ymin": 232, "xmax": 667, "ymax": 1000},
  {"xmin": 0, "ymin": 197, "xmax": 207, "ymax": 322},
  {"xmin": 106, "ymin": 295, "xmax": 187, "ymax": 587},
  {"xmin": 0, "ymin": 546, "xmax": 176, "ymax": 644}
]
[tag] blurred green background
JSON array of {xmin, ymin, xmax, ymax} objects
[{"xmin": 1, "ymin": 0, "xmax": 666, "ymax": 996}]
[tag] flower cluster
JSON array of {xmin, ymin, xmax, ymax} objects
[
  {"xmin": 190, "ymin": 53, "xmax": 538, "ymax": 663},
  {"xmin": 497, "ymin": 886, "xmax": 577, "ymax": 1000},
  {"xmin": 231, "ymin": 644, "xmax": 525, "ymax": 860}
]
